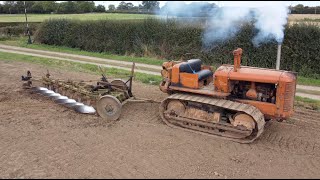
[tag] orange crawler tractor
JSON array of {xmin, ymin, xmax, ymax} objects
[{"xmin": 159, "ymin": 48, "xmax": 297, "ymax": 143}]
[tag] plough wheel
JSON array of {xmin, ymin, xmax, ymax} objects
[
  {"xmin": 111, "ymin": 79, "xmax": 128, "ymax": 90},
  {"xmin": 96, "ymin": 95, "xmax": 122, "ymax": 121}
]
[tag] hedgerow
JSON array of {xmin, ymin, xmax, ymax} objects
[{"xmin": 34, "ymin": 18, "xmax": 320, "ymax": 78}]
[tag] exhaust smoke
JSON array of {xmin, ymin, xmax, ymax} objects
[
  {"xmin": 159, "ymin": 1, "xmax": 289, "ymax": 49},
  {"xmin": 251, "ymin": 5, "xmax": 289, "ymax": 47},
  {"xmin": 202, "ymin": 7, "xmax": 253, "ymax": 49},
  {"xmin": 203, "ymin": 3, "xmax": 289, "ymax": 49}
]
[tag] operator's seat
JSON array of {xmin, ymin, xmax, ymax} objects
[
  {"xmin": 170, "ymin": 59, "xmax": 213, "ymax": 89},
  {"xmin": 179, "ymin": 59, "xmax": 213, "ymax": 80}
]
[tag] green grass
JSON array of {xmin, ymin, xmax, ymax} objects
[
  {"xmin": 295, "ymin": 96, "xmax": 320, "ymax": 111},
  {"xmin": 297, "ymin": 76, "xmax": 320, "ymax": 87},
  {"xmin": 0, "ymin": 13, "xmax": 156, "ymax": 23},
  {"xmin": 0, "ymin": 37, "xmax": 166, "ymax": 66},
  {"xmin": 0, "ymin": 51, "xmax": 162, "ymax": 85}
]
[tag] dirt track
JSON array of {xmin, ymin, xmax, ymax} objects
[{"xmin": 1, "ymin": 60, "xmax": 320, "ymax": 178}]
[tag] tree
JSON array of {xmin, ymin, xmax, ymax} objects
[
  {"xmin": 126, "ymin": 2, "xmax": 134, "ymax": 10},
  {"xmin": 31, "ymin": 2, "xmax": 45, "ymax": 13},
  {"xmin": 75, "ymin": 1, "xmax": 95, "ymax": 13},
  {"xmin": 95, "ymin": 5, "xmax": 105, "ymax": 13},
  {"xmin": 25, "ymin": 1, "xmax": 36, "ymax": 13},
  {"xmin": 58, "ymin": 1, "xmax": 77, "ymax": 14},
  {"xmin": 142, "ymin": 1, "xmax": 160, "ymax": 12},
  {"xmin": 117, "ymin": 1, "xmax": 129, "ymax": 10},
  {"xmin": 31, "ymin": 1, "xmax": 57, "ymax": 14},
  {"xmin": 108, "ymin": 4, "xmax": 115, "ymax": 11},
  {"xmin": 130, "ymin": 4, "xmax": 141, "ymax": 12},
  {"xmin": 3, "ymin": 1, "xmax": 17, "ymax": 14},
  {"xmin": 294, "ymin": 4, "xmax": 304, "ymax": 13},
  {"xmin": 15, "ymin": 1, "xmax": 26, "ymax": 14},
  {"xmin": 42, "ymin": 1, "xmax": 57, "ymax": 13},
  {"xmin": 116, "ymin": 2, "xmax": 137, "ymax": 11}
]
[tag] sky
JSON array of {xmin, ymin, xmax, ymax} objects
[{"xmin": 93, "ymin": 1, "xmax": 320, "ymax": 9}]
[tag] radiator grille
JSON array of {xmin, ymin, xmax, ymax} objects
[{"xmin": 283, "ymin": 82, "xmax": 295, "ymax": 112}]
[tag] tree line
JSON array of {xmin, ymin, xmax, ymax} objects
[
  {"xmin": 0, "ymin": 1, "xmax": 162, "ymax": 14},
  {"xmin": 107, "ymin": 1, "xmax": 217, "ymax": 16},
  {"xmin": 0, "ymin": 1, "xmax": 214, "ymax": 15},
  {"xmin": 289, "ymin": 4, "xmax": 320, "ymax": 14},
  {"xmin": 0, "ymin": 1, "xmax": 104, "ymax": 14},
  {"xmin": 107, "ymin": 1, "xmax": 160, "ymax": 13}
]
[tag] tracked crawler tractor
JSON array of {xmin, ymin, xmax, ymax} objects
[{"xmin": 159, "ymin": 48, "xmax": 297, "ymax": 143}]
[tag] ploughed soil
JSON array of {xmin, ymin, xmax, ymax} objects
[{"xmin": 1, "ymin": 61, "xmax": 320, "ymax": 179}]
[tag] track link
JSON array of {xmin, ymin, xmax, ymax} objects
[{"xmin": 159, "ymin": 93, "xmax": 265, "ymax": 143}]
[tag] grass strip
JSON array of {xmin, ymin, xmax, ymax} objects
[
  {"xmin": 0, "ymin": 37, "xmax": 166, "ymax": 66},
  {"xmin": 297, "ymin": 76, "xmax": 320, "ymax": 87},
  {"xmin": 0, "ymin": 51, "xmax": 162, "ymax": 85},
  {"xmin": 295, "ymin": 96, "xmax": 320, "ymax": 111}
]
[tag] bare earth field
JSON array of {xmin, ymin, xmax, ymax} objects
[
  {"xmin": 288, "ymin": 14, "xmax": 320, "ymax": 26},
  {"xmin": 288, "ymin": 14, "xmax": 320, "ymax": 21},
  {"xmin": 1, "ymin": 61, "xmax": 320, "ymax": 178}
]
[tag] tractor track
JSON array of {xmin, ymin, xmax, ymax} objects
[
  {"xmin": 1, "ymin": 61, "xmax": 320, "ymax": 178},
  {"xmin": 257, "ymin": 131, "xmax": 320, "ymax": 157}
]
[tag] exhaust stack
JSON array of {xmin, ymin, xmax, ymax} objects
[
  {"xmin": 233, "ymin": 48, "xmax": 242, "ymax": 72},
  {"xmin": 276, "ymin": 44, "xmax": 282, "ymax": 70}
]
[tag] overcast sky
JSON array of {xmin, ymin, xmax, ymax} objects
[{"xmin": 94, "ymin": 1, "xmax": 319, "ymax": 9}]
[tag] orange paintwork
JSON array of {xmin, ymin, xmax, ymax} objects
[
  {"xmin": 159, "ymin": 48, "xmax": 297, "ymax": 121},
  {"xmin": 171, "ymin": 64, "xmax": 180, "ymax": 83},
  {"xmin": 277, "ymin": 72, "xmax": 297, "ymax": 119},
  {"xmin": 214, "ymin": 65, "xmax": 295, "ymax": 89},
  {"xmin": 233, "ymin": 48, "xmax": 242, "ymax": 72},
  {"xmin": 214, "ymin": 66, "xmax": 230, "ymax": 93},
  {"xmin": 236, "ymin": 99, "xmax": 278, "ymax": 119},
  {"xmin": 180, "ymin": 73, "xmax": 199, "ymax": 89},
  {"xmin": 170, "ymin": 86, "xmax": 230, "ymax": 98},
  {"xmin": 232, "ymin": 66, "xmax": 288, "ymax": 83}
]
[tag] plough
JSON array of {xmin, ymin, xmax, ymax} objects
[{"xmin": 21, "ymin": 62, "xmax": 158, "ymax": 120}]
